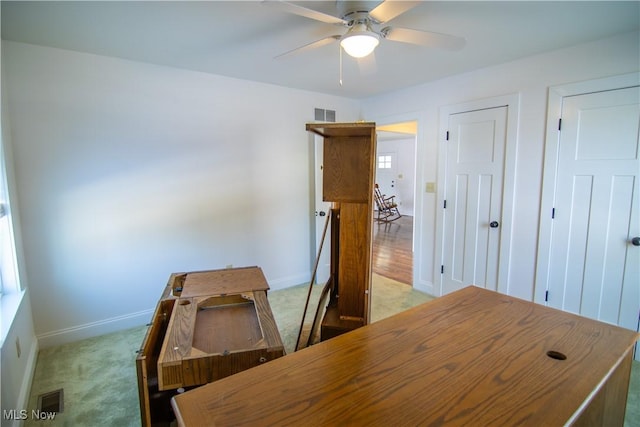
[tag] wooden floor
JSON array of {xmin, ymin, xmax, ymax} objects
[{"xmin": 372, "ymin": 215, "xmax": 413, "ymax": 285}]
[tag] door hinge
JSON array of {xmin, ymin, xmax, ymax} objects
[
  {"xmin": 443, "ymin": 200, "xmax": 447, "ymax": 209},
  {"xmin": 446, "ymin": 131, "xmax": 449, "ymax": 141},
  {"xmin": 552, "ymin": 208, "xmax": 556, "ymax": 219},
  {"xmin": 545, "ymin": 290, "xmax": 549, "ymax": 302},
  {"xmin": 441, "ymin": 265, "xmax": 444, "ymax": 274},
  {"xmin": 558, "ymin": 118, "xmax": 562, "ymax": 131}
]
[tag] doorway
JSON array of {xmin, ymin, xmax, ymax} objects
[
  {"xmin": 374, "ymin": 121, "xmax": 417, "ymax": 285},
  {"xmin": 377, "ymin": 121, "xmax": 417, "ymax": 217}
]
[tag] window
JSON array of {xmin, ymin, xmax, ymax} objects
[
  {"xmin": 378, "ymin": 155, "xmax": 392, "ymax": 169},
  {"xmin": 0, "ymin": 87, "xmax": 24, "ymax": 343},
  {"xmin": 0, "ymin": 134, "xmax": 20, "ymax": 298}
]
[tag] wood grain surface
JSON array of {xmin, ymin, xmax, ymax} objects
[
  {"xmin": 172, "ymin": 286, "xmax": 638, "ymax": 426},
  {"xmin": 180, "ymin": 266, "xmax": 269, "ymax": 298},
  {"xmin": 337, "ymin": 202, "xmax": 372, "ymax": 322},
  {"xmin": 372, "ymin": 215, "xmax": 413, "ymax": 285},
  {"xmin": 306, "ymin": 122, "xmax": 376, "ymax": 138},
  {"xmin": 322, "ymin": 135, "xmax": 373, "ymax": 203},
  {"xmin": 158, "ymin": 290, "xmax": 284, "ymax": 391}
]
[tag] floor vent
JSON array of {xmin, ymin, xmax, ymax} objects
[{"xmin": 37, "ymin": 389, "xmax": 64, "ymax": 413}]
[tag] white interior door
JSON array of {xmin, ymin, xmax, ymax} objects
[
  {"xmin": 441, "ymin": 106, "xmax": 507, "ymax": 295},
  {"xmin": 545, "ymin": 86, "xmax": 639, "ymax": 333},
  {"xmin": 313, "ymin": 134, "xmax": 331, "ymax": 284}
]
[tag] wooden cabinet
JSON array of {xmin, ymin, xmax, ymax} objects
[
  {"xmin": 136, "ymin": 267, "xmax": 284, "ymax": 426},
  {"xmin": 306, "ymin": 122, "xmax": 376, "ymax": 340}
]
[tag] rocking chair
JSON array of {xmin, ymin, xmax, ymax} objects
[{"xmin": 374, "ymin": 184, "xmax": 401, "ymax": 222}]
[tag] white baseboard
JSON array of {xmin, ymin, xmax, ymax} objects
[
  {"xmin": 35, "ymin": 272, "xmax": 310, "ymax": 349},
  {"xmin": 267, "ymin": 272, "xmax": 310, "ymax": 291},
  {"xmin": 36, "ymin": 309, "xmax": 154, "ymax": 349},
  {"xmin": 414, "ymin": 280, "xmax": 435, "ymax": 296}
]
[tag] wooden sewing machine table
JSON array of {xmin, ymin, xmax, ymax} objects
[
  {"xmin": 172, "ymin": 286, "xmax": 638, "ymax": 426},
  {"xmin": 136, "ymin": 266, "xmax": 284, "ymax": 426}
]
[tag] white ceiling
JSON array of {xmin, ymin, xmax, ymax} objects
[{"xmin": 2, "ymin": 1, "xmax": 638, "ymax": 99}]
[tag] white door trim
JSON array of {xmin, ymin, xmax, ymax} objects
[
  {"xmin": 535, "ymin": 72, "xmax": 640, "ymax": 306},
  {"xmin": 435, "ymin": 93, "xmax": 520, "ymax": 297}
]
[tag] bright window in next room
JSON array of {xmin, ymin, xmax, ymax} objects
[{"xmin": 378, "ymin": 155, "xmax": 392, "ymax": 169}]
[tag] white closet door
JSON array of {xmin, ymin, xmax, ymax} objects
[
  {"xmin": 442, "ymin": 106, "xmax": 507, "ymax": 295},
  {"xmin": 546, "ymin": 86, "xmax": 639, "ymax": 332}
]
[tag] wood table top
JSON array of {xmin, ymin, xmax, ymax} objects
[
  {"xmin": 179, "ymin": 266, "xmax": 269, "ymax": 298},
  {"xmin": 172, "ymin": 286, "xmax": 638, "ymax": 426}
]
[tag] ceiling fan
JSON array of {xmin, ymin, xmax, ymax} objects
[{"xmin": 264, "ymin": 0, "xmax": 466, "ymax": 59}]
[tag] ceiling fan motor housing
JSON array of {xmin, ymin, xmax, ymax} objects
[{"xmin": 342, "ymin": 10, "xmax": 380, "ymax": 28}]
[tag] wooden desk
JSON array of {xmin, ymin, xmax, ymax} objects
[{"xmin": 172, "ymin": 286, "xmax": 638, "ymax": 426}]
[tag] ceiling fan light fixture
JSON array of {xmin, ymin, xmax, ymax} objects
[{"xmin": 340, "ymin": 22, "xmax": 380, "ymax": 58}]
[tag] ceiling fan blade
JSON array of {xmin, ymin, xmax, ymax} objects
[
  {"xmin": 369, "ymin": 1, "xmax": 420, "ymax": 24},
  {"xmin": 263, "ymin": 0, "xmax": 347, "ymax": 25},
  {"xmin": 275, "ymin": 35, "xmax": 341, "ymax": 59},
  {"xmin": 383, "ymin": 27, "xmax": 466, "ymax": 51},
  {"xmin": 357, "ymin": 52, "xmax": 378, "ymax": 76}
]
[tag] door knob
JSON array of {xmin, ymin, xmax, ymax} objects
[
  {"xmin": 489, "ymin": 221, "xmax": 499, "ymax": 228},
  {"xmin": 632, "ymin": 237, "xmax": 640, "ymax": 246},
  {"xmin": 319, "ymin": 211, "xmax": 326, "ymax": 217}
]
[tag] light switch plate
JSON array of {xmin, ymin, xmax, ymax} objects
[{"xmin": 425, "ymin": 182, "xmax": 436, "ymax": 193}]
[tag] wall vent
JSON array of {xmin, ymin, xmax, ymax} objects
[
  {"xmin": 314, "ymin": 108, "xmax": 336, "ymax": 123},
  {"xmin": 37, "ymin": 389, "xmax": 64, "ymax": 413}
]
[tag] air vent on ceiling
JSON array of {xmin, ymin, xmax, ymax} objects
[{"xmin": 314, "ymin": 108, "xmax": 336, "ymax": 123}]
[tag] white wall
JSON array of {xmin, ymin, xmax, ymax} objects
[
  {"xmin": 362, "ymin": 31, "xmax": 640, "ymax": 299},
  {"xmin": 3, "ymin": 41, "xmax": 360, "ymax": 347},
  {"xmin": 376, "ymin": 137, "xmax": 415, "ymax": 216}
]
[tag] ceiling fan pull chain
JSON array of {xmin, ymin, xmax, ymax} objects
[{"xmin": 339, "ymin": 45, "xmax": 343, "ymax": 86}]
